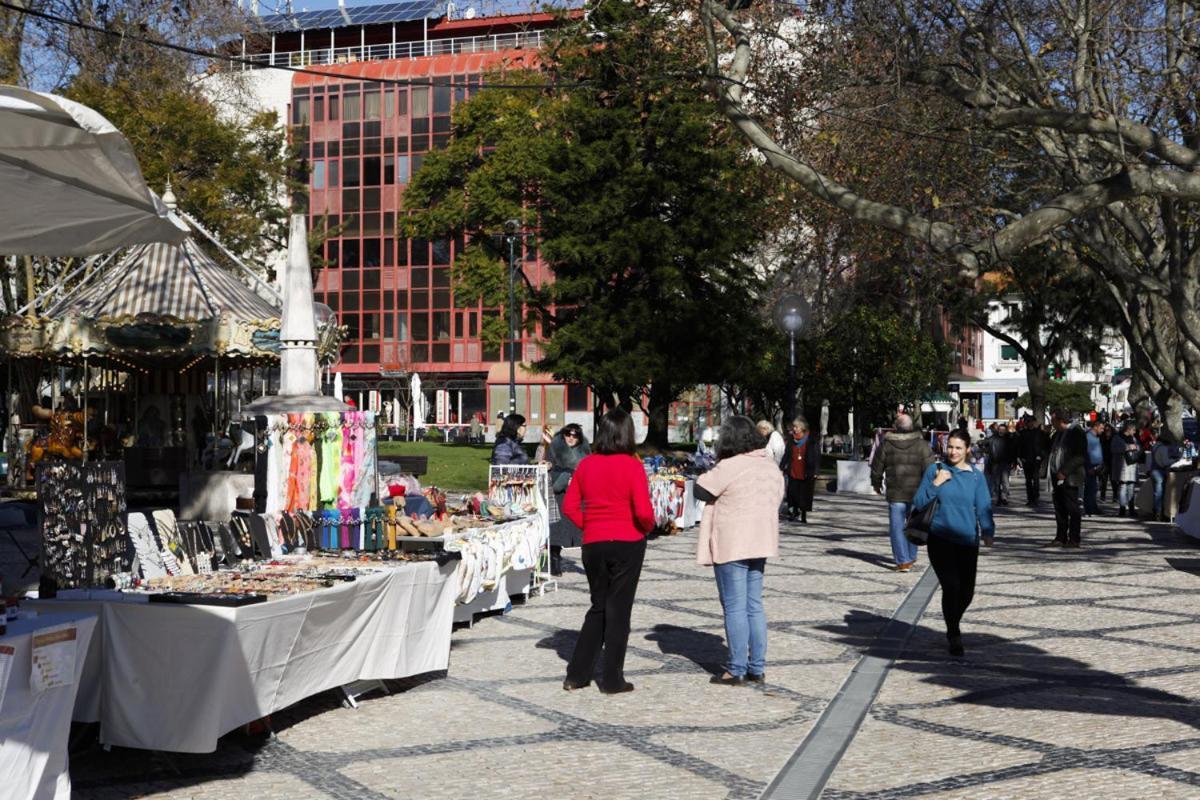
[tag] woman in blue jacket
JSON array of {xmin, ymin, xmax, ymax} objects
[{"xmin": 912, "ymin": 429, "xmax": 994, "ymax": 656}]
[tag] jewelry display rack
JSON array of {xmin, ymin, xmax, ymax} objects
[
  {"xmin": 36, "ymin": 460, "xmax": 129, "ymax": 590},
  {"xmin": 487, "ymin": 463, "xmax": 556, "ymax": 595}
]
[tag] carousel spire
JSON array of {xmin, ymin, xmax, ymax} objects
[{"xmin": 244, "ymin": 214, "xmax": 347, "ymax": 414}]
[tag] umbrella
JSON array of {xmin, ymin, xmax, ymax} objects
[
  {"xmin": 333, "ymin": 371, "xmax": 344, "ymax": 404},
  {"xmin": 410, "ymin": 372, "xmax": 426, "ymax": 431},
  {"xmin": 0, "ymin": 84, "xmax": 186, "ymax": 256}
]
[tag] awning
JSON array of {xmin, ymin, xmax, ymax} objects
[{"xmin": 0, "ymin": 84, "xmax": 187, "ymax": 256}]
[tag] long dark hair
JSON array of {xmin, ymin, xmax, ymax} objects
[
  {"xmin": 593, "ymin": 408, "xmax": 636, "ymax": 455},
  {"xmin": 498, "ymin": 413, "xmax": 526, "ymax": 441},
  {"xmin": 717, "ymin": 415, "xmax": 764, "ymax": 460}
]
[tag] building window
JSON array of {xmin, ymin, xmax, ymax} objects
[
  {"xmin": 412, "ymin": 87, "xmax": 429, "ymax": 117},
  {"xmin": 397, "ymin": 155, "xmax": 409, "ymax": 184},
  {"xmin": 292, "ymin": 97, "xmax": 310, "ymax": 125},
  {"xmin": 383, "ymin": 156, "xmax": 395, "ymax": 184},
  {"xmin": 344, "ymin": 93, "xmax": 361, "ymax": 121},
  {"xmin": 566, "ymin": 384, "xmax": 590, "ymax": 412},
  {"xmin": 364, "ymin": 90, "xmax": 381, "ymax": 120},
  {"xmin": 311, "ymin": 160, "xmax": 326, "ymax": 190},
  {"xmin": 313, "ymin": 95, "xmax": 325, "ymax": 122},
  {"xmin": 1000, "ymin": 344, "xmax": 1019, "ymax": 362}
]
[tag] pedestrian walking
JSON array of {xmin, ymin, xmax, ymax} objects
[
  {"xmin": 1017, "ymin": 416, "xmax": 1050, "ymax": 506},
  {"xmin": 1111, "ymin": 419, "xmax": 1140, "ymax": 516},
  {"xmin": 757, "ymin": 420, "xmax": 786, "ymax": 466},
  {"xmin": 1084, "ymin": 418, "xmax": 1106, "ymax": 516},
  {"xmin": 911, "ymin": 429, "xmax": 994, "ymax": 657},
  {"xmin": 985, "ymin": 422, "xmax": 1016, "ymax": 505},
  {"xmin": 1149, "ymin": 431, "xmax": 1181, "ymax": 521},
  {"xmin": 1098, "ymin": 422, "xmax": 1114, "ymax": 502},
  {"xmin": 781, "ymin": 417, "xmax": 820, "ymax": 523},
  {"xmin": 870, "ymin": 413, "xmax": 933, "ymax": 572},
  {"xmin": 546, "ymin": 423, "xmax": 589, "ymax": 576},
  {"xmin": 562, "ymin": 408, "xmax": 655, "ymax": 695},
  {"xmin": 693, "ymin": 416, "xmax": 785, "ymax": 686},
  {"xmin": 490, "ymin": 413, "xmax": 529, "ymax": 465},
  {"xmin": 469, "ymin": 413, "xmax": 483, "ymax": 444},
  {"xmin": 1047, "ymin": 409, "xmax": 1088, "ymax": 547}
]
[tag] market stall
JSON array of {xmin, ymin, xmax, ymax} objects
[
  {"xmin": 27, "ymin": 558, "xmax": 454, "ymax": 753},
  {"xmin": 0, "ymin": 612, "xmax": 98, "ymax": 800}
]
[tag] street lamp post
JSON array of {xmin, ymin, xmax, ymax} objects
[
  {"xmin": 504, "ymin": 219, "xmax": 520, "ymax": 415},
  {"xmin": 772, "ymin": 292, "xmax": 811, "ymax": 425}
]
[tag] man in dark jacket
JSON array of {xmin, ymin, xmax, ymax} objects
[
  {"xmin": 871, "ymin": 413, "xmax": 934, "ymax": 571},
  {"xmin": 986, "ymin": 422, "xmax": 1017, "ymax": 505},
  {"xmin": 1017, "ymin": 416, "xmax": 1051, "ymax": 507},
  {"xmin": 1047, "ymin": 408, "xmax": 1089, "ymax": 547}
]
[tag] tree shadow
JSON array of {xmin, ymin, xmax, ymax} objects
[
  {"xmin": 644, "ymin": 623, "xmax": 727, "ymax": 675},
  {"xmin": 817, "ymin": 611, "xmax": 1199, "ymax": 730}
]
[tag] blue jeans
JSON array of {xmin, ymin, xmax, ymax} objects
[
  {"xmin": 888, "ymin": 502, "xmax": 918, "ymax": 566},
  {"xmin": 713, "ymin": 559, "xmax": 767, "ymax": 678},
  {"xmin": 1152, "ymin": 470, "xmax": 1166, "ymax": 515}
]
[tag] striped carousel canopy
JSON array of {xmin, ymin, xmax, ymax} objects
[{"xmin": 48, "ymin": 238, "xmax": 278, "ymax": 323}]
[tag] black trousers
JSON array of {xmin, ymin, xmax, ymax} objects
[
  {"xmin": 1052, "ymin": 481, "xmax": 1083, "ymax": 544},
  {"xmin": 1021, "ymin": 459, "xmax": 1041, "ymax": 503},
  {"xmin": 566, "ymin": 538, "xmax": 646, "ymax": 687},
  {"xmin": 786, "ymin": 477, "xmax": 815, "ymax": 513},
  {"xmin": 927, "ymin": 535, "xmax": 979, "ymax": 638}
]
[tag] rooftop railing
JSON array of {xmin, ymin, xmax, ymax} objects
[{"xmin": 240, "ymin": 29, "xmax": 545, "ymax": 68}]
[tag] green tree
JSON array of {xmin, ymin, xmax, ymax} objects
[
  {"xmin": 404, "ymin": 3, "xmax": 772, "ymax": 445},
  {"xmin": 804, "ymin": 306, "xmax": 949, "ymax": 437}
]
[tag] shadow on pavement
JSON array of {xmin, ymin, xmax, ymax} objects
[
  {"xmin": 534, "ymin": 628, "xmax": 579, "ymax": 663},
  {"xmin": 824, "ymin": 547, "xmax": 894, "ymax": 569},
  {"xmin": 817, "ymin": 611, "xmax": 1199, "ymax": 729},
  {"xmin": 644, "ymin": 623, "xmax": 726, "ymax": 676}
]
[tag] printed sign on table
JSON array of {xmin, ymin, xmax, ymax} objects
[{"xmin": 30, "ymin": 626, "xmax": 77, "ymax": 693}]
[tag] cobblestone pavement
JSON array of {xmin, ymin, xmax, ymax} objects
[
  {"xmin": 15, "ymin": 479, "xmax": 1200, "ymax": 800},
  {"xmin": 823, "ymin": 486, "xmax": 1200, "ymax": 799},
  {"xmin": 63, "ymin": 491, "xmax": 919, "ymax": 800}
]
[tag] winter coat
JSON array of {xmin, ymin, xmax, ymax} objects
[
  {"xmin": 870, "ymin": 431, "xmax": 934, "ymax": 503},
  {"xmin": 1017, "ymin": 426, "xmax": 1050, "ymax": 463},
  {"xmin": 1049, "ymin": 424, "xmax": 1089, "ymax": 488},
  {"xmin": 780, "ymin": 435, "xmax": 821, "ymax": 480},
  {"xmin": 490, "ymin": 436, "xmax": 529, "ymax": 465},
  {"xmin": 695, "ymin": 448, "xmax": 785, "ymax": 566},
  {"xmin": 548, "ymin": 432, "xmax": 590, "ymax": 494},
  {"xmin": 1111, "ymin": 434, "xmax": 1140, "ymax": 483}
]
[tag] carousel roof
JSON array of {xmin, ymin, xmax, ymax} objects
[{"xmin": 47, "ymin": 238, "xmax": 279, "ymax": 323}]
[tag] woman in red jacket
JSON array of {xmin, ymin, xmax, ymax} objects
[{"xmin": 561, "ymin": 408, "xmax": 656, "ymax": 694}]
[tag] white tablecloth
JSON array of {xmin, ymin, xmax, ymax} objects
[
  {"xmin": 0, "ymin": 612, "xmax": 98, "ymax": 800},
  {"xmin": 28, "ymin": 561, "xmax": 456, "ymax": 753}
]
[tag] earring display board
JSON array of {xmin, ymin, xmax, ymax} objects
[
  {"xmin": 36, "ymin": 461, "xmax": 129, "ymax": 590},
  {"xmin": 487, "ymin": 463, "xmax": 555, "ymax": 596}
]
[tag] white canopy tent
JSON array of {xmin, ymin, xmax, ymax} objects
[{"xmin": 0, "ymin": 84, "xmax": 186, "ymax": 256}]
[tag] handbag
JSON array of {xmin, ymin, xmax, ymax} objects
[{"xmin": 905, "ymin": 465, "xmax": 941, "ymax": 546}]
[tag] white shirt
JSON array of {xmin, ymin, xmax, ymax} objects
[{"xmin": 765, "ymin": 430, "xmax": 786, "ymax": 466}]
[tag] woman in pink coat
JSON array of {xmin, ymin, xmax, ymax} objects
[{"xmin": 693, "ymin": 415, "xmax": 786, "ymax": 686}]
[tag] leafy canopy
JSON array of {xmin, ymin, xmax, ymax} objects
[{"xmin": 403, "ymin": 2, "xmax": 773, "ymax": 416}]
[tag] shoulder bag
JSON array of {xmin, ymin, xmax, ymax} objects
[{"xmin": 905, "ymin": 465, "xmax": 941, "ymax": 546}]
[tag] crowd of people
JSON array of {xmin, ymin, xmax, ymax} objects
[{"xmin": 481, "ymin": 404, "xmax": 1194, "ymax": 691}]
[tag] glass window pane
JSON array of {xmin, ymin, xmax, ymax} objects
[
  {"xmin": 311, "ymin": 160, "xmax": 326, "ymax": 190},
  {"xmin": 363, "ymin": 157, "xmax": 381, "ymax": 186},
  {"xmin": 328, "ymin": 94, "xmax": 339, "ymax": 121},
  {"xmin": 411, "ymin": 267, "xmax": 428, "ymax": 287},
  {"xmin": 344, "ymin": 93, "xmax": 361, "ymax": 120},
  {"xmin": 383, "ymin": 90, "xmax": 394, "ymax": 118},
  {"xmin": 433, "ymin": 85, "xmax": 451, "ymax": 114},
  {"xmin": 432, "ymin": 311, "xmax": 451, "ymax": 339},
  {"xmin": 292, "ymin": 97, "xmax": 310, "ymax": 125},
  {"xmin": 397, "ymin": 90, "xmax": 408, "ymax": 115},
  {"xmin": 412, "ymin": 313, "xmax": 429, "ymax": 340},
  {"xmin": 411, "ymin": 239, "xmax": 429, "ymax": 266},
  {"xmin": 364, "ymin": 241, "xmax": 381, "ymax": 267},
  {"xmin": 432, "ymin": 239, "xmax": 450, "ymax": 264},
  {"xmin": 383, "ymin": 156, "xmax": 395, "ymax": 185},
  {"xmin": 364, "ymin": 90, "xmax": 381, "ymax": 120},
  {"xmin": 412, "ymin": 87, "xmax": 429, "ymax": 116},
  {"xmin": 411, "ymin": 343, "xmax": 429, "ymax": 362},
  {"xmin": 329, "ymin": 160, "xmax": 340, "ymax": 187},
  {"xmin": 432, "ymin": 343, "xmax": 450, "ymax": 362},
  {"xmin": 412, "ymin": 290, "xmax": 428, "ymax": 310},
  {"xmin": 433, "ymin": 289, "xmax": 451, "ymax": 308},
  {"xmin": 343, "ymin": 240, "xmax": 360, "ymax": 268},
  {"xmin": 397, "ymin": 313, "xmax": 408, "ymax": 341},
  {"xmin": 313, "ymin": 95, "xmax": 325, "ymax": 122},
  {"xmin": 343, "ymin": 159, "xmax": 360, "ymax": 187},
  {"xmin": 398, "ymin": 155, "xmax": 409, "ymax": 184},
  {"xmin": 362, "ymin": 212, "xmax": 380, "ymax": 234},
  {"xmin": 342, "ymin": 188, "xmax": 359, "ymax": 211}
]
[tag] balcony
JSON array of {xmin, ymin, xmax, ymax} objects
[{"xmin": 240, "ymin": 29, "xmax": 546, "ymax": 69}]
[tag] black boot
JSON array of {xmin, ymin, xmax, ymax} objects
[
  {"xmin": 800, "ymin": 510, "xmax": 808, "ymax": 524},
  {"xmin": 550, "ymin": 545, "xmax": 563, "ymax": 576}
]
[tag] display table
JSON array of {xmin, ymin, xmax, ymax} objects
[
  {"xmin": 0, "ymin": 612, "xmax": 98, "ymax": 800},
  {"xmin": 1135, "ymin": 468, "xmax": 1196, "ymax": 520},
  {"xmin": 28, "ymin": 561, "xmax": 456, "ymax": 753}
]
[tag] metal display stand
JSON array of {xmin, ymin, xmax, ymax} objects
[{"xmin": 487, "ymin": 463, "xmax": 556, "ymax": 595}]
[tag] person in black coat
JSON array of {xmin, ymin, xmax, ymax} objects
[
  {"xmin": 1017, "ymin": 416, "xmax": 1051, "ymax": 507},
  {"xmin": 780, "ymin": 416, "xmax": 821, "ymax": 523},
  {"xmin": 1047, "ymin": 408, "xmax": 1089, "ymax": 547},
  {"xmin": 490, "ymin": 413, "xmax": 529, "ymax": 465}
]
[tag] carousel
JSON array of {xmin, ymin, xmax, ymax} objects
[{"xmin": 0, "ymin": 191, "xmax": 342, "ymax": 506}]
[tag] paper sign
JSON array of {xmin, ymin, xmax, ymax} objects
[
  {"xmin": 0, "ymin": 644, "xmax": 13, "ymax": 711},
  {"xmin": 30, "ymin": 626, "xmax": 76, "ymax": 693}
]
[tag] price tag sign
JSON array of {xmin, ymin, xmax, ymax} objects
[{"xmin": 30, "ymin": 626, "xmax": 77, "ymax": 693}]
